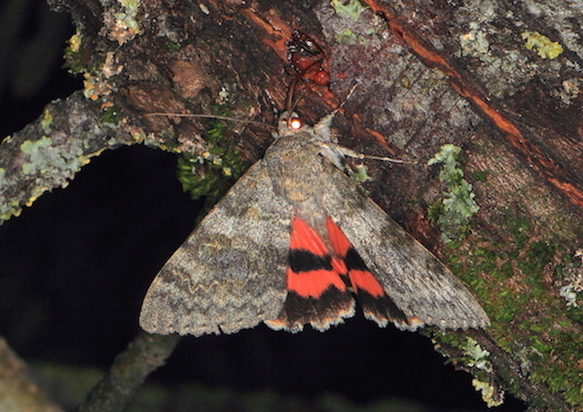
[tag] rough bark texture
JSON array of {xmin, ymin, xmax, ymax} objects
[
  {"xmin": 1, "ymin": 0, "xmax": 582, "ymax": 410},
  {"xmin": 74, "ymin": 332, "xmax": 180, "ymax": 412}
]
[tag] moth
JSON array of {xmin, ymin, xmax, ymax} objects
[{"xmin": 139, "ymin": 99, "xmax": 490, "ymax": 336}]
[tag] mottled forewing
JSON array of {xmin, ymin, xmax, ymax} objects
[
  {"xmin": 140, "ymin": 160, "xmax": 292, "ymax": 336},
  {"xmin": 321, "ymin": 164, "xmax": 489, "ymax": 330}
]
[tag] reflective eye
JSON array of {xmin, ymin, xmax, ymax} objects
[{"xmin": 289, "ymin": 117, "xmax": 303, "ymax": 130}]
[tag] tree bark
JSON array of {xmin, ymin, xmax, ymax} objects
[
  {"xmin": 74, "ymin": 332, "xmax": 180, "ymax": 412},
  {"xmin": 0, "ymin": 336, "xmax": 63, "ymax": 412},
  {"xmin": 1, "ymin": 0, "xmax": 582, "ymax": 410}
]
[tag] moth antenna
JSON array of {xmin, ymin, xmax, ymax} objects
[
  {"xmin": 324, "ymin": 144, "xmax": 413, "ymax": 165},
  {"xmin": 283, "ymin": 78, "xmax": 311, "ymax": 130},
  {"xmin": 146, "ymin": 113, "xmax": 276, "ymax": 130},
  {"xmin": 284, "ymin": 79, "xmax": 357, "ymax": 128},
  {"xmin": 287, "ymin": 91, "xmax": 305, "ymax": 117},
  {"xmin": 334, "ymin": 85, "xmax": 415, "ymax": 165},
  {"xmin": 286, "ymin": 77, "xmax": 299, "ymax": 113},
  {"xmin": 363, "ymin": 154, "xmax": 415, "ymax": 165},
  {"xmin": 331, "ymin": 83, "xmax": 359, "ymax": 116},
  {"xmin": 286, "ymin": 79, "xmax": 310, "ymax": 126}
]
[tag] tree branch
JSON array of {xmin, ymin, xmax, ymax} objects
[
  {"xmin": 0, "ymin": 336, "xmax": 63, "ymax": 412},
  {"xmin": 74, "ymin": 332, "xmax": 180, "ymax": 412}
]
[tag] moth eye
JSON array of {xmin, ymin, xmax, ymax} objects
[{"xmin": 289, "ymin": 118, "xmax": 303, "ymax": 130}]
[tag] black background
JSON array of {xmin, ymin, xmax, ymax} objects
[{"xmin": 0, "ymin": 2, "xmax": 526, "ymax": 411}]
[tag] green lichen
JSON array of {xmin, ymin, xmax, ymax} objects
[
  {"xmin": 166, "ymin": 41, "xmax": 181, "ymax": 52},
  {"xmin": 521, "ymin": 31, "xmax": 564, "ymax": 59},
  {"xmin": 335, "ymin": 28, "xmax": 358, "ymax": 45},
  {"xmin": 117, "ymin": 12, "xmax": 140, "ymax": 34},
  {"xmin": 331, "ymin": 0, "xmax": 367, "ymax": 21},
  {"xmin": 352, "ymin": 164, "xmax": 372, "ymax": 183},
  {"xmin": 64, "ymin": 33, "xmax": 85, "ymax": 74},
  {"xmin": 334, "ymin": 26, "xmax": 379, "ymax": 46},
  {"xmin": 177, "ymin": 103, "xmax": 248, "ymax": 205},
  {"xmin": 427, "ymin": 144, "xmax": 479, "ymax": 243},
  {"xmin": 122, "ymin": 0, "xmax": 139, "ymax": 12},
  {"xmin": 118, "ymin": 0, "xmax": 141, "ymax": 33},
  {"xmin": 471, "ymin": 170, "xmax": 490, "ymax": 182},
  {"xmin": 41, "ymin": 109, "xmax": 53, "ymax": 134},
  {"xmin": 101, "ymin": 106, "xmax": 124, "ymax": 125}
]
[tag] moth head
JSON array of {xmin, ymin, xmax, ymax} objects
[{"xmin": 277, "ymin": 111, "xmax": 305, "ymax": 137}]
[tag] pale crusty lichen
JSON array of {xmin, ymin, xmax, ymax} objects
[
  {"xmin": 473, "ymin": 378, "xmax": 504, "ymax": 407},
  {"xmin": 559, "ymin": 249, "xmax": 583, "ymax": 307},
  {"xmin": 102, "ymin": 0, "xmax": 142, "ymax": 45},
  {"xmin": 457, "ymin": 21, "xmax": 531, "ymax": 98},
  {"xmin": 21, "ymin": 136, "xmax": 89, "ymax": 176},
  {"xmin": 464, "ymin": 337, "xmax": 492, "ymax": 372},
  {"xmin": 462, "ymin": 338, "xmax": 503, "ymax": 407},
  {"xmin": 102, "ymin": 52, "xmax": 124, "ymax": 79},
  {"xmin": 21, "ymin": 137, "xmax": 54, "ymax": 175},
  {"xmin": 81, "ymin": 51, "xmax": 122, "ymax": 101},
  {"xmin": 0, "ymin": 164, "xmax": 22, "ymax": 220},
  {"xmin": 83, "ymin": 73, "xmax": 113, "ymax": 101},
  {"xmin": 17, "ymin": 136, "xmax": 89, "ymax": 208}
]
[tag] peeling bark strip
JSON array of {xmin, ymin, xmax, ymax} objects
[
  {"xmin": 365, "ymin": 0, "xmax": 583, "ymax": 212},
  {"xmin": 239, "ymin": 6, "xmax": 340, "ymax": 109}
]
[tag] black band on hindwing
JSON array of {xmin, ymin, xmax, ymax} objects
[{"xmin": 288, "ymin": 249, "xmax": 333, "ymax": 273}]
